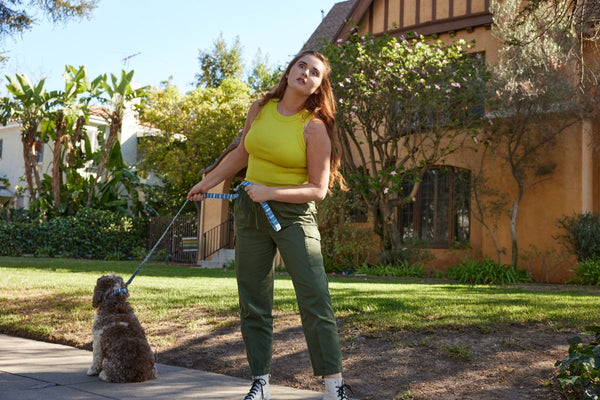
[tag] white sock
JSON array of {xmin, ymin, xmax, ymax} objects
[
  {"xmin": 324, "ymin": 377, "xmax": 344, "ymax": 398},
  {"xmin": 252, "ymin": 373, "xmax": 270, "ymax": 384}
]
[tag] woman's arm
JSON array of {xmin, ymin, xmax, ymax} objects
[
  {"xmin": 244, "ymin": 118, "xmax": 331, "ymax": 204},
  {"xmin": 187, "ymin": 100, "xmax": 261, "ymax": 201}
]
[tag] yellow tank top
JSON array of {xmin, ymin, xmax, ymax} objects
[{"xmin": 244, "ymin": 99, "xmax": 312, "ymax": 186}]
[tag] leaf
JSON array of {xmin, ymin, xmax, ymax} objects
[{"xmin": 569, "ymin": 336, "xmax": 583, "ymax": 347}]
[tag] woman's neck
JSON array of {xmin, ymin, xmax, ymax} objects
[{"xmin": 278, "ymin": 90, "xmax": 307, "ymax": 116}]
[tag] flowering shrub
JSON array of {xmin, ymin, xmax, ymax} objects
[{"xmin": 321, "ymin": 32, "xmax": 488, "ymax": 250}]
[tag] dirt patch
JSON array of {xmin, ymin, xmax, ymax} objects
[{"xmin": 151, "ymin": 313, "xmax": 571, "ymax": 399}]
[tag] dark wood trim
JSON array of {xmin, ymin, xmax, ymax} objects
[
  {"xmin": 449, "ymin": 0, "xmax": 454, "ymax": 18},
  {"xmin": 385, "ymin": 0, "xmax": 390, "ymax": 31},
  {"xmin": 466, "ymin": 0, "xmax": 472, "ymax": 14},
  {"xmin": 484, "ymin": 0, "xmax": 489, "ymax": 11},
  {"xmin": 416, "ymin": 0, "xmax": 421, "ymax": 24},
  {"xmin": 338, "ymin": 0, "xmax": 374, "ymax": 39},
  {"xmin": 400, "ymin": 0, "xmax": 404, "ymax": 28},
  {"xmin": 380, "ymin": 11, "xmax": 492, "ymax": 37},
  {"xmin": 369, "ymin": 1, "xmax": 374, "ymax": 34},
  {"xmin": 432, "ymin": 0, "xmax": 437, "ymax": 21}
]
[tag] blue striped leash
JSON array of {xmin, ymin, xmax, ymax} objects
[
  {"xmin": 125, "ymin": 198, "xmax": 190, "ymax": 286},
  {"xmin": 203, "ymin": 181, "xmax": 281, "ymax": 232},
  {"xmin": 123, "ymin": 182, "xmax": 280, "ymax": 287}
]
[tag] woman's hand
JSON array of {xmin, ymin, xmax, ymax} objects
[
  {"xmin": 245, "ymin": 183, "xmax": 273, "ymax": 203},
  {"xmin": 187, "ymin": 180, "xmax": 209, "ymax": 201}
]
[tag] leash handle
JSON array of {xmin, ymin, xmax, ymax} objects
[
  {"xmin": 126, "ymin": 181, "xmax": 281, "ymax": 286},
  {"xmin": 204, "ymin": 181, "xmax": 281, "ymax": 232},
  {"xmin": 126, "ymin": 199, "xmax": 189, "ymax": 286}
]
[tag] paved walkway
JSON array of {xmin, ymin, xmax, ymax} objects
[{"xmin": 0, "ymin": 334, "xmax": 323, "ymax": 400}]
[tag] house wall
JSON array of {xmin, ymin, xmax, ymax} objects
[
  {"xmin": 352, "ymin": 0, "xmax": 492, "ymax": 38},
  {"xmin": 334, "ymin": 0, "xmax": 596, "ymax": 282},
  {"xmin": 0, "ymin": 121, "xmax": 54, "ymax": 207},
  {"xmin": 0, "ymin": 122, "xmax": 26, "ymax": 205}
]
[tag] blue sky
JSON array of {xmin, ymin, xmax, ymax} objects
[{"xmin": 1, "ymin": 0, "xmax": 341, "ymax": 94}]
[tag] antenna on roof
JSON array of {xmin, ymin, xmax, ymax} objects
[
  {"xmin": 122, "ymin": 52, "xmax": 141, "ymax": 68},
  {"xmin": 321, "ymin": 9, "xmax": 325, "ymax": 20}
]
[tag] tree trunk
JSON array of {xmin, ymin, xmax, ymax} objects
[
  {"xmin": 510, "ymin": 181, "xmax": 524, "ymax": 268},
  {"xmin": 381, "ymin": 200, "xmax": 401, "ymax": 251},
  {"xmin": 66, "ymin": 115, "xmax": 85, "ymax": 170},
  {"xmin": 86, "ymin": 111, "xmax": 122, "ymax": 207},
  {"xmin": 52, "ymin": 113, "xmax": 66, "ymax": 210},
  {"xmin": 21, "ymin": 132, "xmax": 35, "ymax": 201}
]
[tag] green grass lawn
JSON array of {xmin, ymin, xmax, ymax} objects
[{"xmin": 1, "ymin": 256, "xmax": 599, "ymax": 348}]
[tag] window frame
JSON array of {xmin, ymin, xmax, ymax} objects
[{"xmin": 397, "ymin": 166, "xmax": 471, "ymax": 248}]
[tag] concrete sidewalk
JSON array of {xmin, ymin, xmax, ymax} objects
[{"xmin": 0, "ymin": 334, "xmax": 323, "ymax": 400}]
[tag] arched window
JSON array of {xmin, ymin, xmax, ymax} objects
[{"xmin": 398, "ymin": 166, "xmax": 470, "ymax": 247}]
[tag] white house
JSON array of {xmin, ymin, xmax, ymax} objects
[{"xmin": 0, "ymin": 101, "xmax": 151, "ymax": 209}]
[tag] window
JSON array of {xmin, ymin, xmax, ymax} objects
[
  {"xmin": 398, "ymin": 167, "xmax": 470, "ymax": 247},
  {"xmin": 0, "ymin": 139, "xmax": 2, "ymax": 159}
]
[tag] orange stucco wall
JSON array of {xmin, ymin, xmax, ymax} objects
[{"xmin": 339, "ymin": 0, "xmax": 599, "ymax": 282}]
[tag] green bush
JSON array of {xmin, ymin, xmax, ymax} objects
[
  {"xmin": 557, "ymin": 213, "xmax": 600, "ymax": 261},
  {"xmin": 555, "ymin": 326, "xmax": 600, "ymax": 399},
  {"xmin": 0, "ymin": 208, "xmax": 147, "ymax": 260},
  {"xmin": 356, "ymin": 261, "xmax": 426, "ymax": 278},
  {"xmin": 571, "ymin": 259, "xmax": 600, "ymax": 286},
  {"xmin": 379, "ymin": 237, "xmax": 435, "ymax": 266},
  {"xmin": 446, "ymin": 259, "xmax": 532, "ymax": 284},
  {"xmin": 317, "ymin": 187, "xmax": 376, "ymax": 271}
]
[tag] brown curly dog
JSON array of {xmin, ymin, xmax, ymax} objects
[{"xmin": 87, "ymin": 274, "xmax": 157, "ymax": 383}]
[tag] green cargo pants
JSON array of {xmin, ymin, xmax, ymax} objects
[{"xmin": 233, "ymin": 188, "xmax": 343, "ymax": 377}]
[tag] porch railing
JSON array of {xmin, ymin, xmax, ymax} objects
[{"xmin": 201, "ymin": 219, "xmax": 233, "ymax": 260}]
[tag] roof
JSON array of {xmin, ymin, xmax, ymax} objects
[
  {"xmin": 303, "ymin": 0, "xmax": 359, "ymax": 51},
  {"xmin": 89, "ymin": 105, "xmax": 112, "ymax": 119}
]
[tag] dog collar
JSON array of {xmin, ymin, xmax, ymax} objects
[{"xmin": 106, "ymin": 287, "xmax": 128, "ymax": 299}]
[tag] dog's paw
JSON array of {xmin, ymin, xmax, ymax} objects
[
  {"xmin": 98, "ymin": 370, "xmax": 108, "ymax": 381},
  {"xmin": 87, "ymin": 366, "xmax": 100, "ymax": 376}
]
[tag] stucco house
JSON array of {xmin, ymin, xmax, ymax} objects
[
  {"xmin": 197, "ymin": 0, "xmax": 600, "ymax": 282},
  {"xmin": 0, "ymin": 101, "xmax": 148, "ymax": 209}
]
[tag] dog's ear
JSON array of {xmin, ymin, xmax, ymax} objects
[
  {"xmin": 92, "ymin": 289, "xmax": 104, "ymax": 308},
  {"xmin": 92, "ymin": 275, "xmax": 109, "ymax": 308}
]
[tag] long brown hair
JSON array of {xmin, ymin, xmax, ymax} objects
[{"xmin": 259, "ymin": 50, "xmax": 346, "ymax": 191}]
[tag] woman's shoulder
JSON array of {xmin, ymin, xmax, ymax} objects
[
  {"xmin": 304, "ymin": 118, "xmax": 328, "ymax": 138},
  {"xmin": 247, "ymin": 99, "xmax": 268, "ymax": 123}
]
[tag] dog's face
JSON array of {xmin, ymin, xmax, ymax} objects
[{"xmin": 92, "ymin": 274, "xmax": 128, "ymax": 308}]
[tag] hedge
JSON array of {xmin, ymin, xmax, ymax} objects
[{"xmin": 0, "ymin": 208, "xmax": 147, "ymax": 260}]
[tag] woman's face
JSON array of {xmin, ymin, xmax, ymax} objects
[{"xmin": 286, "ymin": 54, "xmax": 326, "ymax": 97}]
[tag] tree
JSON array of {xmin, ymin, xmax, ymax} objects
[
  {"xmin": 1, "ymin": 66, "xmax": 154, "ymax": 217},
  {"xmin": 137, "ymin": 78, "xmax": 251, "ymax": 213},
  {"xmin": 247, "ymin": 49, "xmax": 281, "ymax": 94},
  {"xmin": 195, "ymin": 33, "xmax": 244, "ymax": 88},
  {"xmin": 85, "ymin": 70, "xmax": 145, "ymax": 208},
  {"xmin": 323, "ymin": 32, "xmax": 487, "ymax": 251},
  {"xmin": 1, "ymin": 73, "xmax": 51, "ymax": 201},
  {"xmin": 44, "ymin": 65, "xmax": 91, "ymax": 211},
  {"xmin": 0, "ymin": 0, "xmax": 97, "ymax": 62},
  {"xmin": 486, "ymin": 0, "xmax": 584, "ymax": 267}
]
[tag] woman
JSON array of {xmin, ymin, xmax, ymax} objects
[{"xmin": 188, "ymin": 50, "xmax": 350, "ymax": 400}]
